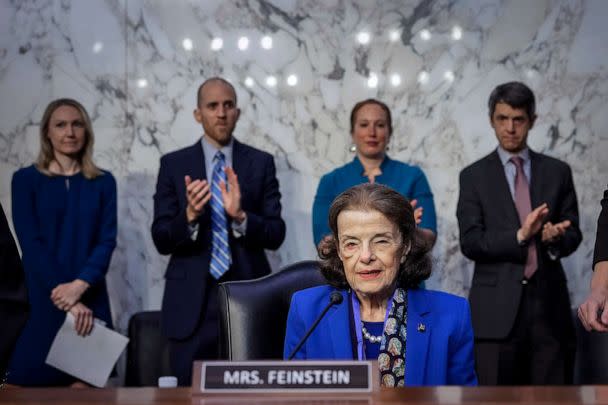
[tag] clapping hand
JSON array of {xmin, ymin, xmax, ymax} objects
[
  {"xmin": 220, "ymin": 167, "xmax": 246, "ymax": 223},
  {"xmin": 410, "ymin": 199, "xmax": 423, "ymax": 225},
  {"xmin": 542, "ymin": 220, "xmax": 571, "ymax": 243},
  {"xmin": 185, "ymin": 175, "xmax": 211, "ymax": 223},
  {"xmin": 517, "ymin": 203, "xmax": 549, "ymax": 242}
]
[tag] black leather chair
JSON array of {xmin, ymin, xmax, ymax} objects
[
  {"xmin": 218, "ymin": 260, "xmax": 326, "ymax": 360},
  {"xmin": 124, "ymin": 311, "xmax": 172, "ymax": 386},
  {"xmin": 573, "ymin": 308, "xmax": 608, "ymax": 384}
]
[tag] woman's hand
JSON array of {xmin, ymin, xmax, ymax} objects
[
  {"xmin": 51, "ymin": 279, "xmax": 89, "ymax": 311},
  {"xmin": 69, "ymin": 303, "xmax": 94, "ymax": 336},
  {"xmin": 410, "ymin": 199, "xmax": 423, "ymax": 225}
]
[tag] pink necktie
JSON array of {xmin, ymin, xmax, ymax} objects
[{"xmin": 511, "ymin": 156, "xmax": 537, "ymax": 279}]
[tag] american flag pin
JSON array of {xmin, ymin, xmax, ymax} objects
[{"xmin": 417, "ymin": 323, "xmax": 426, "ymax": 332}]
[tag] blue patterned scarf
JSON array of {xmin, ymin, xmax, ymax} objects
[{"xmin": 378, "ymin": 287, "xmax": 408, "ymax": 387}]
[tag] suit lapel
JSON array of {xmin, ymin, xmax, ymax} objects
[
  {"xmin": 406, "ymin": 289, "xmax": 431, "ymax": 386},
  {"xmin": 188, "ymin": 140, "xmax": 206, "ymax": 181},
  {"xmin": 329, "ymin": 290, "xmax": 353, "ymax": 358},
  {"xmin": 231, "ymin": 138, "xmax": 251, "ymax": 179},
  {"xmin": 528, "ymin": 150, "xmax": 542, "ymax": 208},
  {"xmin": 186, "ymin": 141, "xmax": 209, "ymax": 224},
  {"xmin": 488, "ymin": 151, "xmax": 520, "ymax": 225}
]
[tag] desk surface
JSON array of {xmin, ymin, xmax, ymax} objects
[{"xmin": 1, "ymin": 386, "xmax": 608, "ymax": 405}]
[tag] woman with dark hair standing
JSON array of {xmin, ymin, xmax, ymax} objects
[
  {"xmin": 7, "ymin": 98, "xmax": 116, "ymax": 386},
  {"xmin": 286, "ymin": 183, "xmax": 476, "ymax": 386},
  {"xmin": 312, "ymin": 99, "xmax": 437, "ymax": 248}
]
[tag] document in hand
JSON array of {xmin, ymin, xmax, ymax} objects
[{"xmin": 46, "ymin": 313, "xmax": 129, "ymax": 387}]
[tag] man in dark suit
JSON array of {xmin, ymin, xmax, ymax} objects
[
  {"xmin": 457, "ymin": 81, "xmax": 582, "ymax": 385},
  {"xmin": 151, "ymin": 77, "xmax": 286, "ymax": 385},
  {"xmin": 0, "ymin": 203, "xmax": 29, "ymax": 378},
  {"xmin": 578, "ymin": 188, "xmax": 608, "ymax": 331}
]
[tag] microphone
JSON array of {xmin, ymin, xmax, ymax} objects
[{"xmin": 287, "ymin": 291, "xmax": 343, "ymax": 360}]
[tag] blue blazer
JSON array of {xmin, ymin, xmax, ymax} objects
[
  {"xmin": 284, "ymin": 286, "xmax": 477, "ymax": 386},
  {"xmin": 152, "ymin": 139, "xmax": 286, "ymax": 340}
]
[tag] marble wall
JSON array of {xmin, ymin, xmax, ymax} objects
[{"xmin": 0, "ymin": 0, "xmax": 606, "ymax": 333}]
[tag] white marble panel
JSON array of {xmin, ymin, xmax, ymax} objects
[{"xmin": 0, "ymin": 0, "xmax": 606, "ymax": 337}]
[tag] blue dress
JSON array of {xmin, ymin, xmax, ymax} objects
[
  {"xmin": 8, "ymin": 165, "xmax": 117, "ymax": 386},
  {"xmin": 312, "ymin": 156, "xmax": 437, "ymax": 245}
]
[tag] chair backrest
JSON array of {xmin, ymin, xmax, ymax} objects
[
  {"xmin": 124, "ymin": 311, "xmax": 172, "ymax": 386},
  {"xmin": 573, "ymin": 308, "xmax": 608, "ymax": 384},
  {"xmin": 218, "ymin": 260, "xmax": 326, "ymax": 360}
]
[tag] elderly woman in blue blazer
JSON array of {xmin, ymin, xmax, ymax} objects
[{"xmin": 284, "ymin": 183, "xmax": 477, "ymax": 386}]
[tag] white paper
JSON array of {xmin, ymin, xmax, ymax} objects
[{"xmin": 46, "ymin": 313, "xmax": 129, "ymax": 387}]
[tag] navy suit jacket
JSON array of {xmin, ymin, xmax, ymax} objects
[
  {"xmin": 457, "ymin": 149, "xmax": 582, "ymax": 341},
  {"xmin": 284, "ymin": 286, "xmax": 477, "ymax": 386},
  {"xmin": 152, "ymin": 139, "xmax": 286, "ymax": 339}
]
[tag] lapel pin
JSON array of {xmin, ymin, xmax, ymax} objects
[{"xmin": 417, "ymin": 323, "xmax": 426, "ymax": 333}]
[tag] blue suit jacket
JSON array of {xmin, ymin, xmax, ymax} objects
[
  {"xmin": 284, "ymin": 286, "xmax": 477, "ymax": 386},
  {"xmin": 152, "ymin": 139, "xmax": 286, "ymax": 339}
]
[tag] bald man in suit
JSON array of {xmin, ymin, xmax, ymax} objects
[{"xmin": 152, "ymin": 77, "xmax": 285, "ymax": 385}]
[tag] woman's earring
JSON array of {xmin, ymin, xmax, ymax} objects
[
  {"xmin": 349, "ymin": 144, "xmax": 356, "ymax": 153},
  {"xmin": 401, "ymin": 244, "xmax": 411, "ymax": 263}
]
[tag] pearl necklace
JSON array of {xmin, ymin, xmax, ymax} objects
[{"xmin": 361, "ymin": 324, "xmax": 383, "ymax": 344}]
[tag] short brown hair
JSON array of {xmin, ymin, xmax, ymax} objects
[
  {"xmin": 318, "ymin": 183, "xmax": 431, "ymax": 289},
  {"xmin": 349, "ymin": 99, "xmax": 393, "ymax": 136},
  {"xmin": 488, "ymin": 81, "xmax": 536, "ymax": 120},
  {"xmin": 35, "ymin": 98, "xmax": 102, "ymax": 179}
]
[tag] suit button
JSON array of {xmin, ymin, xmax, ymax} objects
[{"xmin": 521, "ymin": 279, "xmax": 528, "ymax": 285}]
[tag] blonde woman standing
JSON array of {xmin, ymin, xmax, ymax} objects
[{"xmin": 7, "ymin": 99, "xmax": 116, "ymax": 386}]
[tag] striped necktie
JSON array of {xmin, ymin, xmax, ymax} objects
[{"xmin": 209, "ymin": 151, "xmax": 231, "ymax": 279}]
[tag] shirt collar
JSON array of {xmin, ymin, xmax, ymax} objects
[
  {"xmin": 496, "ymin": 145, "xmax": 530, "ymax": 167},
  {"xmin": 201, "ymin": 134, "xmax": 233, "ymax": 163}
]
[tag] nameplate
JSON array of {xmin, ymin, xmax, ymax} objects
[{"xmin": 192, "ymin": 360, "xmax": 377, "ymax": 394}]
